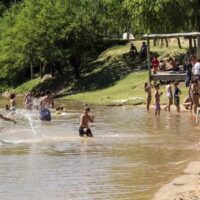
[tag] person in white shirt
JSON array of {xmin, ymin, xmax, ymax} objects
[{"xmin": 193, "ymin": 59, "xmax": 200, "ymax": 80}]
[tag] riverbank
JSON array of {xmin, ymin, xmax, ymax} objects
[
  {"xmin": 153, "ymin": 161, "xmax": 200, "ymax": 200},
  {"xmin": 4, "ymin": 40, "xmax": 188, "ymax": 106}
]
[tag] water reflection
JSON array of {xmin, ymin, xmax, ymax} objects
[{"xmin": 0, "ymin": 104, "xmax": 199, "ymax": 199}]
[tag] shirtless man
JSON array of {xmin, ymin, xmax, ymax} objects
[
  {"xmin": 39, "ymin": 90, "xmax": 54, "ymax": 121},
  {"xmin": 79, "ymin": 108, "xmax": 94, "ymax": 137}
]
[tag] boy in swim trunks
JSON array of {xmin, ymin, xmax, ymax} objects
[
  {"xmin": 79, "ymin": 108, "xmax": 94, "ymax": 137},
  {"xmin": 154, "ymin": 84, "xmax": 162, "ymax": 116}
]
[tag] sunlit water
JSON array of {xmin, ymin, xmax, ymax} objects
[{"xmin": 0, "ymin": 102, "xmax": 200, "ymax": 200}]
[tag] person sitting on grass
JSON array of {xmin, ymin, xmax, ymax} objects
[
  {"xmin": 79, "ymin": 107, "xmax": 94, "ymax": 137},
  {"xmin": 129, "ymin": 43, "xmax": 138, "ymax": 57}
]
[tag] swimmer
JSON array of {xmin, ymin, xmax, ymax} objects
[
  {"xmin": 0, "ymin": 114, "xmax": 16, "ymax": 124},
  {"xmin": 39, "ymin": 90, "xmax": 54, "ymax": 121},
  {"xmin": 79, "ymin": 107, "xmax": 94, "ymax": 137},
  {"xmin": 54, "ymin": 106, "xmax": 65, "ymax": 116}
]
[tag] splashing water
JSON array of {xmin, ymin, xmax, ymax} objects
[{"xmin": 16, "ymin": 110, "xmax": 37, "ymax": 135}]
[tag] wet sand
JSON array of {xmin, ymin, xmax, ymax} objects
[{"xmin": 153, "ymin": 161, "xmax": 200, "ymax": 200}]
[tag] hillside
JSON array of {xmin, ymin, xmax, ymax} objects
[{"xmin": 12, "ymin": 40, "xmax": 189, "ymax": 105}]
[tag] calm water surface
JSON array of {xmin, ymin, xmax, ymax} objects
[{"xmin": 0, "ymin": 101, "xmax": 200, "ymax": 200}]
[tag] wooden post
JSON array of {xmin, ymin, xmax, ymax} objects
[
  {"xmin": 189, "ymin": 37, "xmax": 193, "ymax": 49},
  {"xmin": 177, "ymin": 37, "xmax": 181, "ymax": 48},
  {"xmin": 153, "ymin": 38, "xmax": 156, "ymax": 46},
  {"xmin": 165, "ymin": 38, "xmax": 168, "ymax": 47},
  {"xmin": 194, "ymin": 38, "xmax": 197, "ymax": 48},
  {"xmin": 161, "ymin": 38, "xmax": 164, "ymax": 48},
  {"xmin": 197, "ymin": 35, "xmax": 200, "ymax": 59},
  {"xmin": 147, "ymin": 38, "xmax": 151, "ymax": 81}
]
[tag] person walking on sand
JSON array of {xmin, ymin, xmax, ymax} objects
[
  {"xmin": 154, "ymin": 84, "xmax": 162, "ymax": 116},
  {"xmin": 24, "ymin": 90, "xmax": 34, "ymax": 110},
  {"xmin": 144, "ymin": 82, "xmax": 152, "ymax": 111},
  {"xmin": 174, "ymin": 82, "xmax": 181, "ymax": 112},
  {"xmin": 164, "ymin": 80, "xmax": 173, "ymax": 112},
  {"xmin": 79, "ymin": 107, "xmax": 94, "ymax": 137}
]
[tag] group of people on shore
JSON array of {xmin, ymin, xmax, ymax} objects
[
  {"xmin": 145, "ymin": 81, "xmax": 181, "ymax": 116},
  {"xmin": 145, "ymin": 77, "xmax": 200, "ymax": 122},
  {"xmin": 0, "ymin": 90, "xmax": 94, "ymax": 137}
]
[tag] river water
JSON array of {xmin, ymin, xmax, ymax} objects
[{"xmin": 0, "ymin": 102, "xmax": 200, "ymax": 200}]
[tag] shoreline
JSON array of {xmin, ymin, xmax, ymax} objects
[{"xmin": 153, "ymin": 161, "xmax": 200, "ymax": 200}]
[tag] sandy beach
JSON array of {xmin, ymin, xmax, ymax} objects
[{"xmin": 153, "ymin": 161, "xmax": 200, "ymax": 200}]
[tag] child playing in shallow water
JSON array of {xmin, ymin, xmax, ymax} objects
[
  {"xmin": 174, "ymin": 82, "xmax": 181, "ymax": 112},
  {"xmin": 144, "ymin": 82, "xmax": 152, "ymax": 111},
  {"xmin": 154, "ymin": 84, "xmax": 163, "ymax": 116},
  {"xmin": 79, "ymin": 107, "xmax": 94, "ymax": 137}
]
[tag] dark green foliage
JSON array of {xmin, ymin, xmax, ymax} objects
[{"xmin": 0, "ymin": 0, "xmax": 199, "ymax": 89}]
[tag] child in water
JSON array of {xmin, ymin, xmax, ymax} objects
[
  {"xmin": 144, "ymin": 82, "xmax": 152, "ymax": 111},
  {"xmin": 154, "ymin": 84, "xmax": 162, "ymax": 116},
  {"xmin": 174, "ymin": 82, "xmax": 181, "ymax": 112},
  {"xmin": 79, "ymin": 107, "xmax": 94, "ymax": 137},
  {"xmin": 9, "ymin": 93, "xmax": 16, "ymax": 112},
  {"xmin": 54, "ymin": 106, "xmax": 66, "ymax": 116}
]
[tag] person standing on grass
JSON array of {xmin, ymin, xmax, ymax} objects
[
  {"xmin": 154, "ymin": 84, "xmax": 162, "ymax": 116},
  {"xmin": 164, "ymin": 80, "xmax": 173, "ymax": 112},
  {"xmin": 144, "ymin": 82, "xmax": 152, "ymax": 111},
  {"xmin": 174, "ymin": 82, "xmax": 181, "ymax": 112}
]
